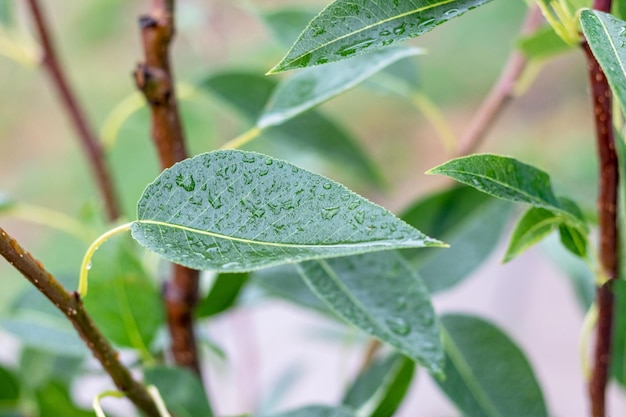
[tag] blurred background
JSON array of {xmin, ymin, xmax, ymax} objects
[{"xmin": 0, "ymin": 0, "xmax": 615, "ymax": 416}]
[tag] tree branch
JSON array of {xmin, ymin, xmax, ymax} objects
[
  {"xmin": 134, "ymin": 0, "xmax": 202, "ymax": 377},
  {"xmin": 582, "ymin": 36, "xmax": 618, "ymax": 417},
  {"xmin": 0, "ymin": 228, "xmax": 161, "ymax": 417},
  {"xmin": 457, "ymin": 5, "xmax": 543, "ymax": 156},
  {"xmin": 25, "ymin": 0, "xmax": 120, "ymax": 222}
]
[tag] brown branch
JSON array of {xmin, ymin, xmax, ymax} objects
[
  {"xmin": 0, "ymin": 228, "xmax": 161, "ymax": 417},
  {"xmin": 457, "ymin": 5, "xmax": 543, "ymax": 156},
  {"xmin": 25, "ymin": 0, "xmax": 120, "ymax": 222},
  {"xmin": 582, "ymin": 38, "xmax": 618, "ymax": 417},
  {"xmin": 134, "ymin": 0, "xmax": 202, "ymax": 377}
]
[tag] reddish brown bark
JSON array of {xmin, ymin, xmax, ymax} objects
[{"xmin": 134, "ymin": 0, "xmax": 201, "ymax": 377}]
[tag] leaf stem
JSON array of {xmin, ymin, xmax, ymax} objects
[
  {"xmin": 24, "ymin": 0, "xmax": 121, "ymax": 222},
  {"xmin": 220, "ymin": 126, "xmax": 263, "ymax": 150},
  {"xmin": 0, "ymin": 227, "xmax": 161, "ymax": 417},
  {"xmin": 79, "ymin": 222, "xmax": 133, "ymax": 297}
]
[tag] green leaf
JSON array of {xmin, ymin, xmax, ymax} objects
[
  {"xmin": 342, "ymin": 353, "xmax": 415, "ymax": 417},
  {"xmin": 504, "ymin": 207, "xmax": 561, "ymax": 263},
  {"xmin": 131, "ymin": 150, "xmax": 442, "ymax": 273},
  {"xmin": 196, "ymin": 273, "xmax": 249, "ymax": 318},
  {"xmin": 437, "ymin": 314, "xmax": 548, "ymax": 417},
  {"xmin": 580, "ymin": 10, "xmax": 626, "ymax": 117},
  {"xmin": 259, "ymin": 46, "xmax": 424, "ymax": 128},
  {"xmin": 401, "ymin": 186, "xmax": 510, "ymax": 293},
  {"xmin": 0, "ymin": 366, "xmax": 19, "ymax": 406},
  {"xmin": 611, "ymin": 280, "xmax": 626, "ymax": 385},
  {"xmin": 35, "ymin": 381, "xmax": 94, "ymax": 417},
  {"xmin": 269, "ymin": 0, "xmax": 495, "ymax": 72},
  {"xmin": 298, "ymin": 251, "xmax": 444, "ymax": 375},
  {"xmin": 517, "ymin": 25, "xmax": 574, "ymax": 60},
  {"xmin": 144, "ymin": 366, "xmax": 214, "ymax": 417},
  {"xmin": 201, "ymin": 72, "xmax": 382, "ymax": 186},
  {"xmin": 19, "ymin": 348, "xmax": 83, "ymax": 389},
  {"xmin": 253, "ymin": 265, "xmax": 331, "ymax": 314},
  {"xmin": 84, "ymin": 237, "xmax": 163, "ymax": 352},
  {"xmin": 0, "ymin": 0, "xmax": 14, "ymax": 27},
  {"xmin": 264, "ymin": 405, "xmax": 356, "ymax": 417},
  {"xmin": 427, "ymin": 154, "xmax": 586, "ymax": 230}
]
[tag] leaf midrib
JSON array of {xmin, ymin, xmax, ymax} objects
[
  {"xmin": 279, "ymin": 0, "xmax": 458, "ymax": 69},
  {"xmin": 134, "ymin": 219, "xmax": 434, "ymax": 249}
]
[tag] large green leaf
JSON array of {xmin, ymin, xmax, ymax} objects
[
  {"xmin": 84, "ymin": 237, "xmax": 163, "ymax": 351},
  {"xmin": 265, "ymin": 405, "xmax": 356, "ymax": 417},
  {"xmin": 437, "ymin": 314, "xmax": 548, "ymax": 417},
  {"xmin": 35, "ymin": 381, "xmax": 94, "ymax": 417},
  {"xmin": 201, "ymin": 72, "xmax": 382, "ymax": 185},
  {"xmin": 580, "ymin": 10, "xmax": 626, "ymax": 116},
  {"xmin": 144, "ymin": 366, "xmax": 213, "ymax": 417},
  {"xmin": 0, "ymin": 366, "xmax": 19, "ymax": 406},
  {"xmin": 342, "ymin": 353, "xmax": 415, "ymax": 417},
  {"xmin": 196, "ymin": 272, "xmax": 249, "ymax": 318},
  {"xmin": 259, "ymin": 46, "xmax": 424, "ymax": 128},
  {"xmin": 401, "ymin": 186, "xmax": 510, "ymax": 293},
  {"xmin": 269, "ymin": 0, "xmax": 494, "ymax": 72},
  {"xmin": 427, "ymin": 154, "xmax": 586, "ymax": 230},
  {"xmin": 131, "ymin": 150, "xmax": 442, "ymax": 272},
  {"xmin": 298, "ymin": 251, "xmax": 443, "ymax": 375},
  {"xmin": 19, "ymin": 348, "xmax": 83, "ymax": 390}
]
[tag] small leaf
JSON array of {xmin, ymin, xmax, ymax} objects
[
  {"xmin": 504, "ymin": 207, "xmax": 561, "ymax": 263},
  {"xmin": 437, "ymin": 314, "xmax": 549, "ymax": 417},
  {"xmin": 131, "ymin": 150, "xmax": 442, "ymax": 273},
  {"xmin": 401, "ymin": 186, "xmax": 511, "ymax": 293},
  {"xmin": 580, "ymin": 10, "xmax": 626, "ymax": 116},
  {"xmin": 144, "ymin": 366, "xmax": 214, "ymax": 417},
  {"xmin": 427, "ymin": 154, "xmax": 586, "ymax": 230},
  {"xmin": 517, "ymin": 25, "xmax": 574, "ymax": 60},
  {"xmin": 84, "ymin": 238, "xmax": 163, "ymax": 351},
  {"xmin": 298, "ymin": 251, "xmax": 444, "ymax": 375},
  {"xmin": 196, "ymin": 273, "xmax": 249, "ymax": 318},
  {"xmin": 269, "ymin": 0, "xmax": 494, "ymax": 72},
  {"xmin": 201, "ymin": 72, "xmax": 382, "ymax": 185},
  {"xmin": 264, "ymin": 405, "xmax": 356, "ymax": 417},
  {"xmin": 259, "ymin": 46, "xmax": 424, "ymax": 128},
  {"xmin": 342, "ymin": 353, "xmax": 415, "ymax": 417}
]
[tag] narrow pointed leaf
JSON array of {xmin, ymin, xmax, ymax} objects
[
  {"xmin": 266, "ymin": 406, "xmax": 356, "ymax": 417},
  {"xmin": 201, "ymin": 72, "xmax": 382, "ymax": 185},
  {"xmin": 504, "ymin": 207, "xmax": 561, "ymax": 263},
  {"xmin": 401, "ymin": 186, "xmax": 510, "ymax": 293},
  {"xmin": 343, "ymin": 353, "xmax": 415, "ymax": 417},
  {"xmin": 298, "ymin": 251, "xmax": 444, "ymax": 375},
  {"xmin": 196, "ymin": 272, "xmax": 249, "ymax": 318},
  {"xmin": 580, "ymin": 10, "xmax": 626, "ymax": 116},
  {"xmin": 132, "ymin": 150, "xmax": 442, "ymax": 273},
  {"xmin": 269, "ymin": 0, "xmax": 494, "ymax": 72},
  {"xmin": 437, "ymin": 314, "xmax": 548, "ymax": 417},
  {"xmin": 427, "ymin": 154, "xmax": 586, "ymax": 230},
  {"xmin": 259, "ymin": 46, "xmax": 424, "ymax": 128},
  {"xmin": 517, "ymin": 26, "xmax": 574, "ymax": 60}
]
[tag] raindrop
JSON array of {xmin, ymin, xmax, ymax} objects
[
  {"xmin": 418, "ymin": 18, "xmax": 436, "ymax": 29},
  {"xmin": 336, "ymin": 38, "xmax": 375, "ymax": 57},
  {"xmin": 176, "ymin": 174, "xmax": 196, "ymax": 192},
  {"xmin": 322, "ymin": 183, "xmax": 332, "ymax": 190},
  {"xmin": 379, "ymin": 30, "xmax": 391, "ymax": 36},
  {"xmin": 386, "ymin": 317, "xmax": 410, "ymax": 335},
  {"xmin": 242, "ymin": 155, "xmax": 256, "ymax": 163},
  {"xmin": 354, "ymin": 210, "xmax": 365, "ymax": 224},
  {"xmin": 259, "ymin": 168, "xmax": 270, "ymax": 176},
  {"xmin": 86, "ymin": 262, "xmax": 92, "ymax": 270},
  {"xmin": 444, "ymin": 8, "xmax": 460, "ymax": 17},
  {"xmin": 222, "ymin": 262, "xmax": 241, "ymax": 269},
  {"xmin": 265, "ymin": 158, "xmax": 273, "ymax": 166},
  {"xmin": 393, "ymin": 23, "xmax": 406, "ymax": 35},
  {"xmin": 321, "ymin": 206, "xmax": 340, "ymax": 220},
  {"xmin": 316, "ymin": 57, "xmax": 329, "ymax": 65}
]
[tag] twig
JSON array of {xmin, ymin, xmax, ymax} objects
[
  {"xmin": 25, "ymin": 0, "xmax": 120, "ymax": 222},
  {"xmin": 134, "ymin": 0, "xmax": 202, "ymax": 377},
  {"xmin": 0, "ymin": 228, "xmax": 161, "ymax": 417},
  {"xmin": 457, "ymin": 5, "xmax": 543, "ymax": 156},
  {"xmin": 582, "ymin": 29, "xmax": 618, "ymax": 417}
]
